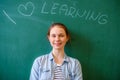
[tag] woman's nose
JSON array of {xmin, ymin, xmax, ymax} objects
[{"xmin": 55, "ymin": 36, "xmax": 60, "ymax": 40}]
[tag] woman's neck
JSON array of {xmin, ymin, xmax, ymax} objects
[
  {"xmin": 52, "ymin": 49, "xmax": 64, "ymax": 58},
  {"xmin": 52, "ymin": 49, "xmax": 65, "ymax": 65}
]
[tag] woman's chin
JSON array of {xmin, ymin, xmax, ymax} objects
[{"xmin": 53, "ymin": 46, "xmax": 63, "ymax": 50}]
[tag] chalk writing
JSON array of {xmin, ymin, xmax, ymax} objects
[
  {"xmin": 3, "ymin": 10, "xmax": 16, "ymax": 24},
  {"xmin": 1, "ymin": 1, "xmax": 109, "ymax": 25},
  {"xmin": 16, "ymin": 1, "xmax": 108, "ymax": 24},
  {"xmin": 18, "ymin": 2, "xmax": 35, "ymax": 16},
  {"xmin": 40, "ymin": 1, "xmax": 108, "ymax": 24}
]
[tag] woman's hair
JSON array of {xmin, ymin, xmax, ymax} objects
[{"xmin": 47, "ymin": 22, "xmax": 70, "ymax": 39}]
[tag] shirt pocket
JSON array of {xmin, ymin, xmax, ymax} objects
[
  {"xmin": 39, "ymin": 68, "xmax": 51, "ymax": 80},
  {"xmin": 68, "ymin": 72, "xmax": 75, "ymax": 80}
]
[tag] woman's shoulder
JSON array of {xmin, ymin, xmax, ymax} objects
[
  {"xmin": 66, "ymin": 56, "xmax": 81, "ymax": 65},
  {"xmin": 34, "ymin": 54, "xmax": 49, "ymax": 62},
  {"xmin": 31, "ymin": 54, "xmax": 50, "ymax": 69}
]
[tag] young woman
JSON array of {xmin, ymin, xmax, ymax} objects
[{"xmin": 30, "ymin": 23, "xmax": 83, "ymax": 80}]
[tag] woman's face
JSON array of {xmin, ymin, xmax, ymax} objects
[{"xmin": 48, "ymin": 25, "xmax": 69, "ymax": 50}]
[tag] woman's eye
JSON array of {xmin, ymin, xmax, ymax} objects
[
  {"xmin": 50, "ymin": 34, "xmax": 65, "ymax": 38},
  {"xmin": 60, "ymin": 35, "xmax": 64, "ymax": 37},
  {"xmin": 51, "ymin": 35, "xmax": 56, "ymax": 37}
]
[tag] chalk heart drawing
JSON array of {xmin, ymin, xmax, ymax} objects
[{"xmin": 18, "ymin": 2, "xmax": 35, "ymax": 16}]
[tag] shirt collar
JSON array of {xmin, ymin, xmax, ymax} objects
[{"xmin": 48, "ymin": 51, "xmax": 69, "ymax": 63}]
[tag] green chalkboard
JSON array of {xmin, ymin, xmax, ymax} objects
[{"xmin": 0, "ymin": 0, "xmax": 120, "ymax": 80}]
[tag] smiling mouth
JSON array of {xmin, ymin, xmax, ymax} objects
[{"xmin": 54, "ymin": 43, "xmax": 62, "ymax": 46}]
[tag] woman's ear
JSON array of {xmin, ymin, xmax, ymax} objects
[
  {"xmin": 66, "ymin": 36, "xmax": 69, "ymax": 43},
  {"xmin": 67, "ymin": 35, "xmax": 70, "ymax": 41}
]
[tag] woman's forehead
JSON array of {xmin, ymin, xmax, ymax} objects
[{"xmin": 50, "ymin": 27, "xmax": 66, "ymax": 34}]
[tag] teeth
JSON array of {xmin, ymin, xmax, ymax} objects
[{"xmin": 54, "ymin": 42, "xmax": 61, "ymax": 44}]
